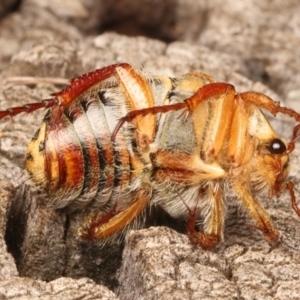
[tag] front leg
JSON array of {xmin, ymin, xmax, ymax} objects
[{"xmin": 232, "ymin": 180, "xmax": 279, "ymax": 244}]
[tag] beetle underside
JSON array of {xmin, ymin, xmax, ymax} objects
[{"xmin": 1, "ymin": 63, "xmax": 300, "ymax": 249}]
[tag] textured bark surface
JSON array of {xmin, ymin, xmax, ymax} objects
[{"xmin": 0, "ymin": 0, "xmax": 300, "ymax": 299}]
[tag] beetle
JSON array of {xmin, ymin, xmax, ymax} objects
[{"xmin": 0, "ymin": 63, "xmax": 300, "ymax": 250}]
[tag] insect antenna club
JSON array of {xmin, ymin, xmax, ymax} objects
[{"xmin": 1, "ymin": 63, "xmax": 300, "ymax": 250}]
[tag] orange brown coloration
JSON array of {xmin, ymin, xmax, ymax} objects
[{"xmin": 1, "ymin": 63, "xmax": 300, "ymax": 249}]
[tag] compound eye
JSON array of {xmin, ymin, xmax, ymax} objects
[{"xmin": 268, "ymin": 138, "xmax": 286, "ymax": 154}]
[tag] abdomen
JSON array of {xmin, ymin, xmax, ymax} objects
[{"xmin": 26, "ymin": 87, "xmax": 134, "ymax": 210}]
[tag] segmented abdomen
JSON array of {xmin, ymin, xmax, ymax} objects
[
  {"xmin": 25, "ymin": 71, "xmax": 213, "ymax": 212},
  {"xmin": 26, "ymin": 86, "xmax": 134, "ymax": 209}
]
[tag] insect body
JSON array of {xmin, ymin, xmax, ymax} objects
[{"xmin": 1, "ymin": 63, "xmax": 300, "ymax": 250}]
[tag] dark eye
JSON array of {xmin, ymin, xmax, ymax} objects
[{"xmin": 268, "ymin": 138, "xmax": 286, "ymax": 154}]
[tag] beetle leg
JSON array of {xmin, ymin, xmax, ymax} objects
[
  {"xmin": 188, "ymin": 231, "xmax": 220, "ymax": 251},
  {"xmin": 232, "ymin": 180, "xmax": 280, "ymax": 244},
  {"xmin": 152, "ymin": 152, "xmax": 226, "ymax": 185},
  {"xmin": 0, "ymin": 62, "xmax": 155, "ymax": 129},
  {"xmin": 81, "ymin": 198, "xmax": 119, "ymax": 241},
  {"xmin": 0, "ymin": 98, "xmax": 60, "ymax": 121},
  {"xmin": 240, "ymin": 92, "xmax": 300, "ymax": 149},
  {"xmin": 226, "ymin": 95, "xmax": 254, "ymax": 167},
  {"xmin": 0, "ymin": 64, "xmax": 129, "ymax": 120},
  {"xmin": 240, "ymin": 92, "xmax": 300, "ymax": 123},
  {"xmin": 112, "ymin": 82, "xmax": 236, "ymax": 140},
  {"xmin": 204, "ymin": 185, "xmax": 224, "ymax": 243},
  {"xmin": 285, "ymin": 123, "xmax": 300, "ymax": 154},
  {"xmin": 196, "ymin": 84, "xmax": 236, "ymax": 161},
  {"xmin": 114, "ymin": 65, "xmax": 156, "ymax": 147},
  {"xmin": 286, "ymin": 181, "xmax": 300, "ymax": 218},
  {"xmin": 79, "ymin": 184, "xmax": 152, "ymax": 240},
  {"xmin": 180, "ymin": 184, "xmax": 224, "ymax": 250}
]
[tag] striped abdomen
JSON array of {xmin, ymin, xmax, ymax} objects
[{"xmin": 25, "ymin": 87, "xmax": 134, "ymax": 209}]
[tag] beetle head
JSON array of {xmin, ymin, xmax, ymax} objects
[{"xmin": 261, "ymin": 138, "xmax": 290, "ymax": 197}]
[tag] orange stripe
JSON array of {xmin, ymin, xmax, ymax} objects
[
  {"xmin": 46, "ymin": 108, "xmax": 84, "ymax": 197},
  {"xmin": 67, "ymin": 101, "xmax": 100, "ymax": 197}
]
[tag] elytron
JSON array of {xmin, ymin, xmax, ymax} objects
[{"xmin": 1, "ymin": 63, "xmax": 300, "ymax": 250}]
